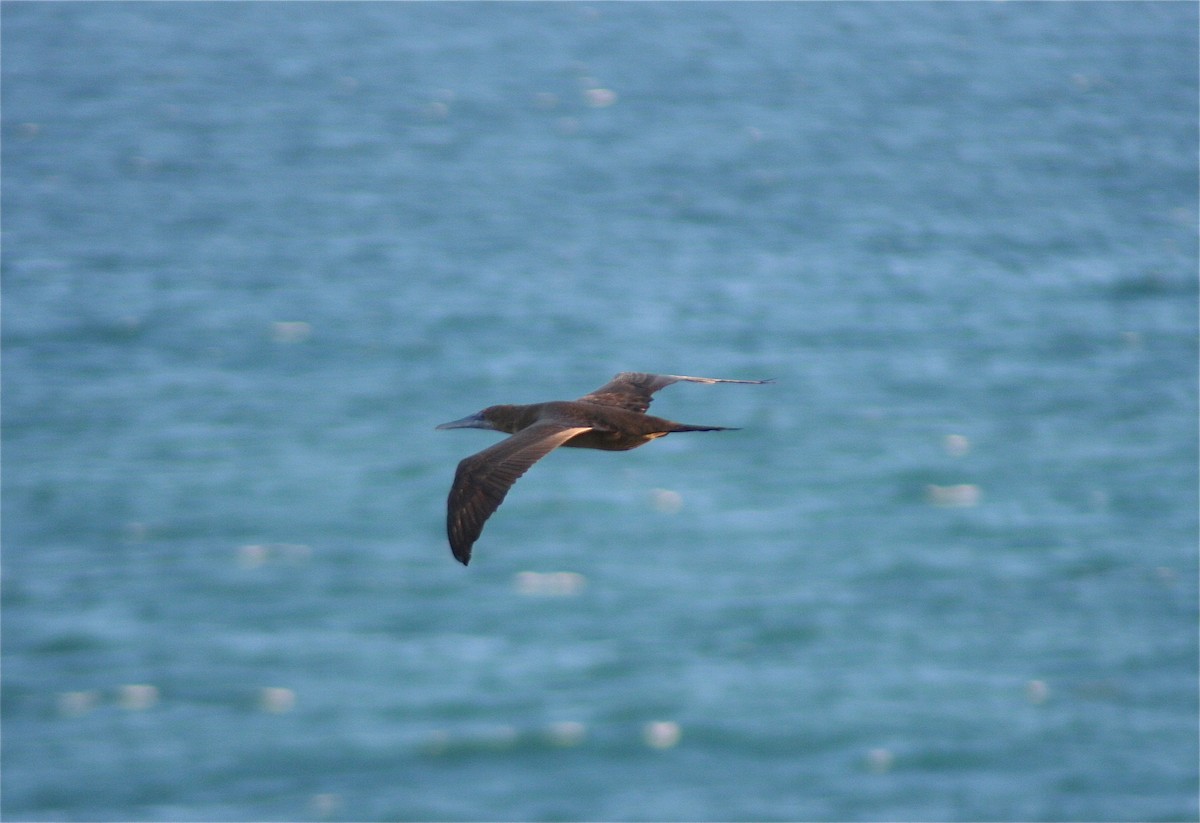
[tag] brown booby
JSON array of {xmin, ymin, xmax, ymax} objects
[{"xmin": 436, "ymin": 372, "xmax": 772, "ymax": 565}]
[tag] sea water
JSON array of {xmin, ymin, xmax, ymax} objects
[{"xmin": 3, "ymin": 4, "xmax": 1197, "ymax": 820}]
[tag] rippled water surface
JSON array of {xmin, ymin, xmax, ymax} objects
[{"xmin": 3, "ymin": 4, "xmax": 1197, "ymax": 821}]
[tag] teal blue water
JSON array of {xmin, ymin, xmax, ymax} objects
[{"xmin": 3, "ymin": 4, "xmax": 1197, "ymax": 821}]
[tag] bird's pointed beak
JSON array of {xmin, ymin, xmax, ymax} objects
[{"xmin": 436, "ymin": 411, "xmax": 494, "ymax": 431}]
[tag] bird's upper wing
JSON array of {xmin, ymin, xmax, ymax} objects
[
  {"xmin": 447, "ymin": 422, "xmax": 593, "ymax": 565},
  {"xmin": 577, "ymin": 372, "xmax": 773, "ymax": 414}
]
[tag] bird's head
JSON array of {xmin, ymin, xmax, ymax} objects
[{"xmin": 436, "ymin": 405, "xmax": 513, "ymax": 432}]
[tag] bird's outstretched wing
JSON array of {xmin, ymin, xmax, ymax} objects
[
  {"xmin": 447, "ymin": 422, "xmax": 592, "ymax": 565},
  {"xmin": 577, "ymin": 372, "xmax": 773, "ymax": 414}
]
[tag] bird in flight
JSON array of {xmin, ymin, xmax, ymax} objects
[{"xmin": 436, "ymin": 372, "xmax": 772, "ymax": 565}]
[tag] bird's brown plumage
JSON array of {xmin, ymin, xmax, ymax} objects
[{"xmin": 436, "ymin": 372, "xmax": 771, "ymax": 564}]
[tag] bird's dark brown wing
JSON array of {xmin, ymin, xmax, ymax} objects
[
  {"xmin": 447, "ymin": 422, "xmax": 592, "ymax": 565},
  {"xmin": 577, "ymin": 372, "xmax": 773, "ymax": 414}
]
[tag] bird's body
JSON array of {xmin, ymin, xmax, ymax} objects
[
  {"xmin": 436, "ymin": 372, "xmax": 771, "ymax": 565},
  {"xmin": 470, "ymin": 401, "xmax": 722, "ymax": 450}
]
